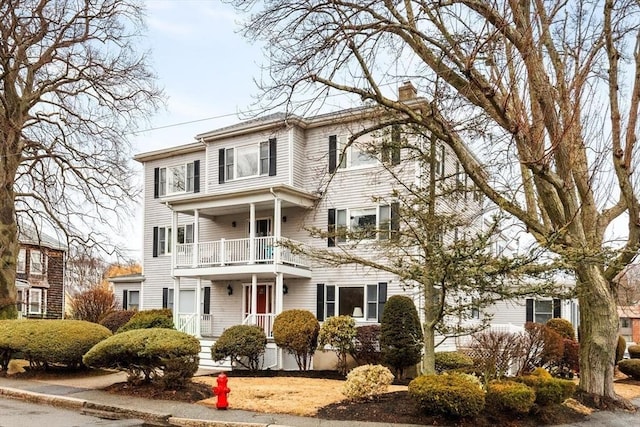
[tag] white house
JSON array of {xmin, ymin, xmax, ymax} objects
[{"xmin": 125, "ymin": 82, "xmax": 576, "ymax": 370}]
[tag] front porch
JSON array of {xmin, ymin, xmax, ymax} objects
[{"xmin": 177, "ymin": 312, "xmax": 276, "ymax": 338}]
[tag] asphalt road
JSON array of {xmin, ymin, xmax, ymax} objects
[{"xmin": 0, "ymin": 397, "xmax": 147, "ymax": 427}]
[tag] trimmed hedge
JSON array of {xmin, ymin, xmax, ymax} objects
[
  {"xmin": 211, "ymin": 325, "xmax": 266, "ymax": 371},
  {"xmin": 343, "ymin": 364, "xmax": 394, "ymax": 400},
  {"xmin": 100, "ymin": 310, "xmax": 137, "ymax": 333},
  {"xmin": 273, "ymin": 309, "xmax": 319, "ymax": 371},
  {"xmin": 628, "ymin": 344, "xmax": 640, "ymax": 359},
  {"xmin": 83, "ymin": 328, "xmax": 200, "ymax": 389},
  {"xmin": 616, "ymin": 336, "xmax": 627, "ymax": 364},
  {"xmin": 0, "ymin": 319, "xmax": 111, "ymax": 370},
  {"xmin": 515, "ymin": 371, "xmax": 576, "ymax": 405},
  {"xmin": 486, "ymin": 380, "xmax": 536, "ymax": 414},
  {"xmin": 618, "ymin": 359, "xmax": 640, "ymax": 380},
  {"xmin": 434, "ymin": 351, "xmax": 474, "ymax": 373},
  {"xmin": 117, "ymin": 309, "xmax": 174, "ymax": 332},
  {"xmin": 545, "ymin": 318, "xmax": 575, "ymax": 340},
  {"xmin": 408, "ymin": 373, "xmax": 485, "ymax": 417}
]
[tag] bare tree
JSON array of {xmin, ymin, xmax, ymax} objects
[
  {"xmin": 0, "ymin": 0, "xmax": 162, "ymax": 318},
  {"xmin": 231, "ymin": 0, "xmax": 640, "ymax": 404}
]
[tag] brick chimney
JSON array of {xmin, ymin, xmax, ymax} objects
[{"xmin": 398, "ymin": 81, "xmax": 417, "ymax": 101}]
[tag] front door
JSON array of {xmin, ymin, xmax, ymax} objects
[{"xmin": 244, "ymin": 284, "xmax": 272, "ymax": 315}]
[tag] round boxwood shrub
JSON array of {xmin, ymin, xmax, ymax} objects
[
  {"xmin": 616, "ymin": 336, "xmax": 627, "ymax": 364},
  {"xmin": 211, "ymin": 325, "xmax": 266, "ymax": 371},
  {"xmin": 343, "ymin": 364, "xmax": 394, "ymax": 400},
  {"xmin": 434, "ymin": 351, "xmax": 474, "ymax": 373},
  {"xmin": 83, "ymin": 327, "xmax": 200, "ymax": 389},
  {"xmin": 408, "ymin": 373, "xmax": 485, "ymax": 417},
  {"xmin": 117, "ymin": 309, "xmax": 174, "ymax": 332},
  {"xmin": 618, "ymin": 359, "xmax": 640, "ymax": 380},
  {"xmin": 515, "ymin": 371, "xmax": 576, "ymax": 405},
  {"xmin": 99, "ymin": 310, "xmax": 136, "ymax": 333},
  {"xmin": 486, "ymin": 380, "xmax": 536, "ymax": 414},
  {"xmin": 272, "ymin": 309, "xmax": 319, "ymax": 371},
  {"xmin": 545, "ymin": 318, "xmax": 575, "ymax": 340},
  {"xmin": 0, "ymin": 319, "xmax": 111, "ymax": 370},
  {"xmin": 628, "ymin": 344, "xmax": 640, "ymax": 359}
]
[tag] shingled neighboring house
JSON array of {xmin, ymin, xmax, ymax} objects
[{"xmin": 16, "ymin": 227, "xmax": 67, "ymax": 319}]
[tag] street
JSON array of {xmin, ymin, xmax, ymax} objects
[{"xmin": 0, "ymin": 397, "xmax": 146, "ymax": 427}]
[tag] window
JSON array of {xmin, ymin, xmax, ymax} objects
[
  {"xmin": 28, "ymin": 288, "xmax": 45, "ymax": 314},
  {"xmin": 154, "ymin": 161, "xmax": 199, "ymax": 197},
  {"xmin": 17, "ymin": 249, "xmax": 26, "ymax": 273},
  {"xmin": 153, "ymin": 226, "xmax": 172, "ymax": 257},
  {"xmin": 177, "ymin": 224, "xmax": 194, "ymax": 244},
  {"xmin": 435, "ymin": 144, "xmax": 445, "ymax": 178},
  {"xmin": 222, "ymin": 140, "xmax": 276, "ymax": 181},
  {"xmin": 319, "ymin": 283, "xmax": 386, "ymax": 322},
  {"xmin": 620, "ymin": 318, "xmax": 631, "ymax": 328},
  {"xmin": 533, "ymin": 300, "xmax": 553, "ymax": 323},
  {"xmin": 16, "ymin": 290, "xmax": 26, "ymax": 315},
  {"xmin": 30, "ymin": 250, "xmax": 43, "ymax": 275},
  {"xmin": 127, "ymin": 290, "xmax": 140, "ymax": 310},
  {"xmin": 334, "ymin": 205, "xmax": 394, "ymax": 242}
]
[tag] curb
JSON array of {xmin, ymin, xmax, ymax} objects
[
  {"xmin": 0, "ymin": 386, "xmax": 86, "ymax": 411},
  {"xmin": 168, "ymin": 418, "xmax": 268, "ymax": 427}
]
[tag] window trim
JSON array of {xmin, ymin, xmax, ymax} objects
[
  {"xmin": 223, "ymin": 140, "xmax": 275, "ymax": 182},
  {"xmin": 127, "ymin": 290, "xmax": 140, "ymax": 310},
  {"xmin": 30, "ymin": 250, "xmax": 44, "ymax": 275},
  {"xmin": 335, "ymin": 205, "xmax": 394, "ymax": 242},
  {"xmin": 17, "ymin": 249, "xmax": 26, "ymax": 273},
  {"xmin": 28, "ymin": 288, "xmax": 43, "ymax": 314},
  {"xmin": 321, "ymin": 284, "xmax": 381, "ymax": 322},
  {"xmin": 156, "ymin": 161, "xmax": 199, "ymax": 197}
]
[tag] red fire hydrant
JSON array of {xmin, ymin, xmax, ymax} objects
[{"xmin": 213, "ymin": 372, "xmax": 230, "ymax": 409}]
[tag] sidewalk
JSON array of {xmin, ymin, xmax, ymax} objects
[{"xmin": 0, "ymin": 370, "xmax": 638, "ymax": 427}]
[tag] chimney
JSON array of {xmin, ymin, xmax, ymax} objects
[{"xmin": 398, "ymin": 81, "xmax": 417, "ymax": 101}]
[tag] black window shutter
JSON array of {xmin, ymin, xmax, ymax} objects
[
  {"xmin": 378, "ymin": 282, "xmax": 388, "ymax": 322},
  {"xmin": 162, "ymin": 288, "xmax": 168, "ymax": 309},
  {"xmin": 218, "ymin": 149, "xmax": 225, "ymax": 184},
  {"xmin": 204, "ymin": 286, "xmax": 211, "ymax": 314},
  {"xmin": 526, "ymin": 298, "xmax": 533, "ymax": 322},
  {"xmin": 122, "ymin": 290, "xmax": 128, "ymax": 310},
  {"xmin": 391, "ymin": 202, "xmax": 400, "ymax": 239},
  {"xmin": 316, "ymin": 283, "xmax": 325, "ymax": 321},
  {"xmin": 553, "ymin": 299, "xmax": 561, "ymax": 318},
  {"xmin": 328, "ymin": 135, "xmax": 337, "ymax": 173},
  {"xmin": 152, "ymin": 227, "xmax": 159, "ymax": 258},
  {"xmin": 269, "ymin": 138, "xmax": 277, "ymax": 176},
  {"xmin": 328, "ymin": 208, "xmax": 336, "ymax": 247},
  {"xmin": 153, "ymin": 168, "xmax": 159, "ymax": 198},
  {"xmin": 391, "ymin": 126, "xmax": 401, "ymax": 165},
  {"xmin": 193, "ymin": 160, "xmax": 200, "ymax": 193}
]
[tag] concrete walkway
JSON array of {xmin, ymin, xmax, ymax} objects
[{"xmin": 0, "ymin": 371, "xmax": 638, "ymax": 427}]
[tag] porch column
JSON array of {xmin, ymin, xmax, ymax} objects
[
  {"xmin": 195, "ymin": 277, "xmax": 202, "ymax": 338},
  {"xmin": 171, "ymin": 210, "xmax": 178, "ymax": 269},
  {"xmin": 275, "ymin": 272, "xmax": 284, "ymax": 314},
  {"xmin": 192, "ymin": 209, "xmax": 200, "ymax": 268},
  {"xmin": 251, "ymin": 274, "xmax": 258, "ymax": 317},
  {"xmin": 249, "ymin": 203, "xmax": 256, "ymax": 264},
  {"xmin": 273, "ymin": 197, "xmax": 281, "ymax": 264},
  {"xmin": 173, "ymin": 277, "xmax": 181, "ymax": 330}
]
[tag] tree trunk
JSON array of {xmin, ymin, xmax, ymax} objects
[
  {"xmin": 421, "ymin": 323, "xmax": 436, "ymax": 375},
  {"xmin": 0, "ymin": 184, "xmax": 18, "ymax": 319},
  {"xmin": 576, "ymin": 263, "xmax": 619, "ymax": 404}
]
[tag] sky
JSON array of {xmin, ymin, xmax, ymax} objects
[{"xmin": 117, "ymin": 1, "xmax": 268, "ymax": 260}]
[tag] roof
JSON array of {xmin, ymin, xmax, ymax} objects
[
  {"xmin": 107, "ymin": 272, "xmax": 145, "ymax": 284},
  {"xmin": 18, "ymin": 225, "xmax": 67, "ymax": 251}
]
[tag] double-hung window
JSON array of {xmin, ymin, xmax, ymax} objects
[
  {"xmin": 123, "ymin": 290, "xmax": 140, "ymax": 310},
  {"xmin": 176, "ymin": 224, "xmax": 194, "ymax": 244},
  {"xmin": 526, "ymin": 298, "xmax": 561, "ymax": 323},
  {"xmin": 318, "ymin": 283, "xmax": 387, "ymax": 322},
  {"xmin": 30, "ymin": 250, "xmax": 44, "ymax": 275},
  {"xmin": 333, "ymin": 205, "xmax": 394, "ymax": 242},
  {"xmin": 154, "ymin": 161, "xmax": 199, "ymax": 197},
  {"xmin": 153, "ymin": 226, "xmax": 172, "ymax": 257},
  {"xmin": 220, "ymin": 140, "xmax": 276, "ymax": 182},
  {"xmin": 17, "ymin": 249, "xmax": 26, "ymax": 273},
  {"xmin": 29, "ymin": 288, "xmax": 46, "ymax": 315}
]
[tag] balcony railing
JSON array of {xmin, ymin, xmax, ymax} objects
[{"xmin": 175, "ymin": 236, "xmax": 308, "ymax": 269}]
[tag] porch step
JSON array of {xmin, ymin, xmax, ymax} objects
[{"xmin": 198, "ymin": 339, "xmax": 232, "ymax": 371}]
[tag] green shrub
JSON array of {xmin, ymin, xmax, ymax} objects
[
  {"xmin": 628, "ymin": 344, "xmax": 640, "ymax": 359},
  {"xmin": 408, "ymin": 373, "xmax": 485, "ymax": 417},
  {"xmin": 83, "ymin": 328, "xmax": 200, "ymax": 389},
  {"xmin": 0, "ymin": 319, "xmax": 111, "ymax": 370},
  {"xmin": 349, "ymin": 325, "xmax": 382, "ymax": 366},
  {"xmin": 318, "ymin": 315, "xmax": 357, "ymax": 375},
  {"xmin": 616, "ymin": 336, "xmax": 627, "ymax": 364},
  {"xmin": 99, "ymin": 310, "xmax": 136, "ymax": 333},
  {"xmin": 118, "ymin": 309, "xmax": 174, "ymax": 332},
  {"xmin": 486, "ymin": 380, "xmax": 536, "ymax": 414},
  {"xmin": 618, "ymin": 359, "xmax": 640, "ymax": 380},
  {"xmin": 545, "ymin": 318, "xmax": 575, "ymax": 340},
  {"xmin": 515, "ymin": 373, "xmax": 576, "ymax": 405},
  {"xmin": 273, "ymin": 309, "xmax": 319, "ymax": 370},
  {"xmin": 435, "ymin": 351, "xmax": 474, "ymax": 373},
  {"xmin": 210, "ymin": 325, "xmax": 266, "ymax": 371},
  {"xmin": 343, "ymin": 364, "xmax": 394, "ymax": 400},
  {"xmin": 381, "ymin": 295, "xmax": 423, "ymax": 379}
]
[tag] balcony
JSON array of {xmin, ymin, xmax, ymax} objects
[{"xmin": 175, "ymin": 236, "xmax": 309, "ymax": 270}]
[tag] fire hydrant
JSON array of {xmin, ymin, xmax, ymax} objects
[{"xmin": 213, "ymin": 372, "xmax": 230, "ymax": 409}]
